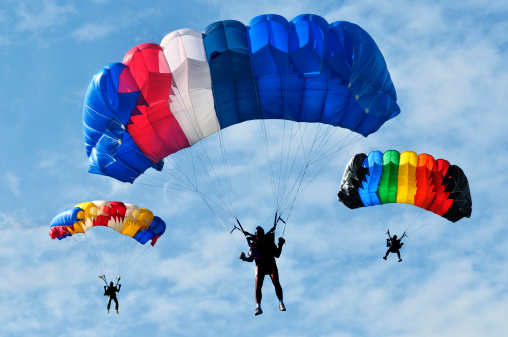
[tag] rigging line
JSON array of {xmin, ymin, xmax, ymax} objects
[
  {"xmin": 132, "ymin": 179, "xmax": 235, "ymax": 221},
  {"xmin": 120, "ymin": 236, "xmax": 142, "ymax": 276},
  {"xmin": 309, "ymin": 131, "xmax": 362, "ymax": 166},
  {"xmin": 280, "ymin": 132, "xmax": 363, "ymax": 215},
  {"xmin": 276, "ymin": 125, "xmax": 339, "ymax": 214},
  {"xmin": 277, "ymin": 120, "xmax": 313, "ymax": 214},
  {"xmin": 274, "ymin": 121, "xmax": 313, "ymax": 212},
  {"xmin": 196, "ymin": 189, "xmax": 237, "ymax": 221},
  {"xmin": 86, "ymin": 79, "xmax": 240, "ymax": 210},
  {"xmin": 281, "ymin": 163, "xmax": 309, "ymax": 228},
  {"xmin": 167, "ymin": 62, "xmax": 245, "ymax": 218},
  {"xmin": 304, "ymin": 101, "xmax": 359, "ymax": 166},
  {"xmin": 277, "ymin": 117, "xmax": 290, "ymax": 213},
  {"xmin": 410, "ymin": 218, "xmax": 442, "ymax": 236},
  {"xmin": 215, "ymin": 214, "xmax": 240, "ymax": 251},
  {"xmin": 279, "ymin": 121, "xmax": 301, "ymax": 208},
  {"xmin": 278, "ymin": 127, "xmax": 340, "ymax": 215},
  {"xmin": 160, "ymin": 132, "xmax": 238, "ymax": 218},
  {"xmin": 277, "ymin": 158, "xmax": 307, "ymax": 214},
  {"xmin": 63, "ymin": 238, "xmax": 98, "ymax": 272},
  {"xmin": 277, "ymin": 37, "xmax": 297, "ymax": 214},
  {"xmin": 165, "ymin": 128, "xmax": 234, "ymax": 210},
  {"xmin": 307, "ymin": 123, "xmax": 339, "ymax": 165},
  {"xmin": 137, "ymin": 165, "xmax": 198, "ymax": 192},
  {"xmin": 260, "ymin": 118, "xmax": 281, "ymax": 212},
  {"xmin": 247, "ymin": 44, "xmax": 279, "ymax": 212},
  {"xmin": 91, "ymin": 93, "xmax": 229, "ymax": 206},
  {"xmin": 216, "ymin": 124, "xmax": 237, "ymax": 220},
  {"xmin": 136, "ymin": 144, "xmax": 234, "ymax": 217},
  {"xmin": 277, "ymin": 157, "xmax": 309, "ymax": 213},
  {"xmin": 123, "ymin": 244, "xmax": 152, "ymax": 275},
  {"xmin": 167, "ymin": 79, "xmax": 239, "ymax": 218},
  {"xmin": 83, "ymin": 228, "xmax": 103, "ymax": 273},
  {"xmin": 196, "ymin": 189, "xmax": 240, "ymax": 249}
]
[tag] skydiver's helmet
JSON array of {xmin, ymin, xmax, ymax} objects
[
  {"xmin": 255, "ymin": 226, "xmax": 264, "ymax": 238},
  {"xmin": 110, "ymin": 281, "xmax": 114, "ymax": 286},
  {"xmin": 393, "ymin": 235, "xmax": 398, "ymax": 240}
]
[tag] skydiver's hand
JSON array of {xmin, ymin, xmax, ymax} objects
[
  {"xmin": 401, "ymin": 242, "xmax": 404, "ymax": 246},
  {"xmin": 239, "ymin": 252, "xmax": 246, "ymax": 260},
  {"xmin": 278, "ymin": 237, "xmax": 285, "ymax": 245}
]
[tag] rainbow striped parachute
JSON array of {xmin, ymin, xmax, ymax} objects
[
  {"xmin": 337, "ymin": 150, "xmax": 472, "ymax": 222},
  {"xmin": 83, "ymin": 14, "xmax": 399, "ymax": 184},
  {"xmin": 49, "ymin": 200, "xmax": 166, "ymax": 246}
]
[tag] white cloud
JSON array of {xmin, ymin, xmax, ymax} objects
[
  {"xmin": 72, "ymin": 23, "xmax": 115, "ymax": 42},
  {"xmin": 4, "ymin": 172, "xmax": 20, "ymax": 197},
  {"xmin": 14, "ymin": 0, "xmax": 75, "ymax": 33}
]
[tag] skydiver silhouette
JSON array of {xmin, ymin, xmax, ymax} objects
[
  {"xmin": 103, "ymin": 279, "xmax": 121, "ymax": 314},
  {"xmin": 383, "ymin": 230, "xmax": 406, "ymax": 262},
  {"xmin": 237, "ymin": 217, "xmax": 286, "ymax": 316}
]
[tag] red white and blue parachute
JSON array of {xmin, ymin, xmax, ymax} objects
[{"xmin": 83, "ymin": 14, "xmax": 400, "ymax": 184}]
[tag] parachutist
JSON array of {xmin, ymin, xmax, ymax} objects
[
  {"xmin": 383, "ymin": 231, "xmax": 406, "ymax": 262},
  {"xmin": 104, "ymin": 280, "xmax": 121, "ymax": 314},
  {"xmin": 239, "ymin": 225, "xmax": 286, "ymax": 315}
]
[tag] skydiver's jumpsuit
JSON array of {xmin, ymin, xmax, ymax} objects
[
  {"xmin": 384, "ymin": 238, "xmax": 403, "ymax": 259},
  {"xmin": 105, "ymin": 284, "xmax": 121, "ymax": 311},
  {"xmin": 244, "ymin": 234, "xmax": 284, "ymax": 304}
]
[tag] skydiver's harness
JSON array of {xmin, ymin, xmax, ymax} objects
[
  {"xmin": 232, "ymin": 212, "xmax": 286, "ymax": 248},
  {"xmin": 386, "ymin": 229, "xmax": 407, "ymax": 248},
  {"xmin": 99, "ymin": 275, "xmax": 121, "ymax": 296}
]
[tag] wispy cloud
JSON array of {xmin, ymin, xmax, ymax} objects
[
  {"xmin": 71, "ymin": 7, "xmax": 159, "ymax": 43},
  {"xmin": 4, "ymin": 173, "xmax": 20, "ymax": 197},
  {"xmin": 14, "ymin": 0, "xmax": 75, "ymax": 33},
  {"xmin": 72, "ymin": 23, "xmax": 115, "ymax": 42}
]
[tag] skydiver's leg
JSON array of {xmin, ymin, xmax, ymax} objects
[
  {"xmin": 383, "ymin": 248, "xmax": 390, "ymax": 259},
  {"xmin": 255, "ymin": 267, "xmax": 265, "ymax": 304},
  {"xmin": 113, "ymin": 298, "xmax": 119, "ymax": 310},
  {"xmin": 269, "ymin": 268, "xmax": 283, "ymax": 300},
  {"xmin": 396, "ymin": 250, "xmax": 401, "ymax": 259},
  {"xmin": 107, "ymin": 297, "xmax": 112, "ymax": 311},
  {"xmin": 270, "ymin": 266, "xmax": 285, "ymax": 311}
]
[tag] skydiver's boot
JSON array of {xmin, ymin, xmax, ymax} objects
[
  {"xmin": 116, "ymin": 310, "xmax": 119, "ymax": 314},
  {"xmin": 383, "ymin": 256, "xmax": 387, "ymax": 260},
  {"xmin": 398, "ymin": 258, "xmax": 402, "ymax": 262},
  {"xmin": 255, "ymin": 304, "xmax": 263, "ymax": 316},
  {"xmin": 107, "ymin": 309, "xmax": 109, "ymax": 313},
  {"xmin": 279, "ymin": 300, "xmax": 286, "ymax": 311}
]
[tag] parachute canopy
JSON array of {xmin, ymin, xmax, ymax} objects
[
  {"xmin": 337, "ymin": 150, "xmax": 472, "ymax": 222},
  {"xmin": 83, "ymin": 14, "xmax": 400, "ymax": 184},
  {"xmin": 49, "ymin": 200, "xmax": 166, "ymax": 246}
]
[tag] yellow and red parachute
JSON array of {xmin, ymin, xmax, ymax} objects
[{"xmin": 49, "ymin": 200, "xmax": 166, "ymax": 246}]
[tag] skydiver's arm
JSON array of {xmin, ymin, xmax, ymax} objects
[
  {"xmin": 275, "ymin": 237, "xmax": 285, "ymax": 258},
  {"xmin": 239, "ymin": 252, "xmax": 254, "ymax": 262}
]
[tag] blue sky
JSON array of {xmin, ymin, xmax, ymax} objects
[{"xmin": 1, "ymin": 0, "xmax": 507, "ymax": 336}]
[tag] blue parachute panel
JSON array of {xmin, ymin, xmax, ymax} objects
[
  {"xmin": 359, "ymin": 151, "xmax": 383, "ymax": 206},
  {"xmin": 202, "ymin": 20, "xmax": 260, "ymax": 129},
  {"xmin": 133, "ymin": 216, "xmax": 167, "ymax": 245},
  {"xmin": 83, "ymin": 63, "xmax": 161, "ymax": 183}
]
